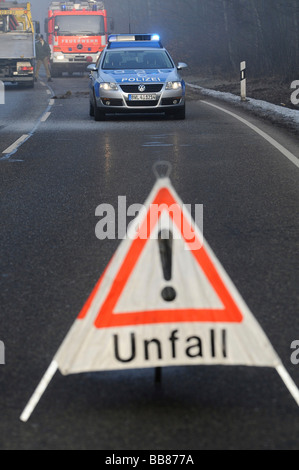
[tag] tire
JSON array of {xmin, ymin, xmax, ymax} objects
[
  {"xmin": 89, "ymin": 101, "xmax": 94, "ymax": 117},
  {"xmin": 173, "ymin": 105, "xmax": 186, "ymax": 120},
  {"xmin": 93, "ymin": 97, "xmax": 105, "ymax": 121},
  {"xmin": 94, "ymin": 105, "xmax": 106, "ymax": 121}
]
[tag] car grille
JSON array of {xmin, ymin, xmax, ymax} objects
[
  {"xmin": 120, "ymin": 84, "xmax": 163, "ymax": 93},
  {"xmin": 126, "ymin": 100, "xmax": 159, "ymax": 107}
]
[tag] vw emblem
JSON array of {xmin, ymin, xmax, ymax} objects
[{"xmin": 138, "ymin": 84, "xmax": 146, "ymax": 92}]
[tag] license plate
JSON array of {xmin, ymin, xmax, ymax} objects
[{"xmin": 129, "ymin": 94, "xmax": 157, "ymax": 101}]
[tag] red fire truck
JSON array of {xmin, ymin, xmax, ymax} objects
[{"xmin": 45, "ymin": 1, "xmax": 108, "ymax": 76}]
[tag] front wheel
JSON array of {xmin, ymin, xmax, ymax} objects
[
  {"xmin": 94, "ymin": 101, "xmax": 105, "ymax": 121},
  {"xmin": 173, "ymin": 105, "xmax": 186, "ymax": 120},
  {"xmin": 89, "ymin": 101, "xmax": 94, "ymax": 117}
]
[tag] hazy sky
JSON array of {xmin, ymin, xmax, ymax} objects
[{"xmin": 29, "ymin": 0, "xmax": 52, "ymax": 33}]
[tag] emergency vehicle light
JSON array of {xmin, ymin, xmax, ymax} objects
[
  {"xmin": 108, "ymin": 34, "xmax": 161, "ymax": 43},
  {"xmin": 49, "ymin": 2, "xmax": 105, "ymax": 11}
]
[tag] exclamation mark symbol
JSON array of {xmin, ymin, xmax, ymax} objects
[{"xmin": 158, "ymin": 229, "xmax": 177, "ymax": 302}]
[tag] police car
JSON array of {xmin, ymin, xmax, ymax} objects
[{"xmin": 87, "ymin": 34, "xmax": 187, "ymax": 120}]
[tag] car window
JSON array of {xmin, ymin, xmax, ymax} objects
[
  {"xmin": 95, "ymin": 51, "xmax": 103, "ymax": 68},
  {"xmin": 101, "ymin": 50, "xmax": 174, "ymax": 70}
]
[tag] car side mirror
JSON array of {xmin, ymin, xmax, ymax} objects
[
  {"xmin": 87, "ymin": 64, "xmax": 98, "ymax": 73},
  {"xmin": 177, "ymin": 62, "xmax": 187, "ymax": 70}
]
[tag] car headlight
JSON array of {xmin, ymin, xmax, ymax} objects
[
  {"xmin": 100, "ymin": 82, "xmax": 118, "ymax": 91},
  {"xmin": 165, "ymin": 81, "xmax": 182, "ymax": 90}
]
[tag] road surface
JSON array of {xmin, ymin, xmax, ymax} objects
[{"xmin": 0, "ymin": 75, "xmax": 298, "ymax": 450}]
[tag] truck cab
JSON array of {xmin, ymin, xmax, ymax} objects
[{"xmin": 45, "ymin": 1, "xmax": 108, "ymax": 77}]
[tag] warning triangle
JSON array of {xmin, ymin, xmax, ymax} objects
[
  {"xmin": 114, "ymin": 211, "xmax": 224, "ymax": 313},
  {"xmin": 52, "ymin": 177, "xmax": 282, "ymax": 375},
  {"xmin": 91, "ymin": 189, "xmax": 244, "ymax": 328},
  {"xmin": 19, "ymin": 176, "xmax": 299, "ymax": 422}
]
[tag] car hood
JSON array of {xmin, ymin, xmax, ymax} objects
[{"xmin": 100, "ymin": 68, "xmax": 180, "ymax": 84}]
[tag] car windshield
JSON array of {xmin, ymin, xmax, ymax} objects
[{"xmin": 101, "ymin": 50, "xmax": 174, "ymax": 70}]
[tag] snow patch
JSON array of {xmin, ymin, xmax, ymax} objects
[{"xmin": 186, "ymin": 82, "xmax": 299, "ymax": 129}]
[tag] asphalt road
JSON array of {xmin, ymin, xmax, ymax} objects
[{"xmin": 0, "ymin": 74, "xmax": 298, "ymax": 450}]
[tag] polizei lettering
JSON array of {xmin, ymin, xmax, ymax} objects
[
  {"xmin": 121, "ymin": 77, "xmax": 161, "ymax": 82},
  {"xmin": 113, "ymin": 329, "xmax": 228, "ymax": 363}
]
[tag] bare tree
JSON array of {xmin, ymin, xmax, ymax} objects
[{"xmin": 98, "ymin": 0, "xmax": 299, "ymax": 79}]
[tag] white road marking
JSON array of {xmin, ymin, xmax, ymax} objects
[
  {"xmin": 1, "ymin": 84, "xmax": 55, "ymax": 160},
  {"xmin": 2, "ymin": 134, "xmax": 29, "ymax": 154},
  {"xmin": 41, "ymin": 112, "xmax": 51, "ymax": 122},
  {"xmin": 201, "ymin": 100, "xmax": 299, "ymax": 169}
]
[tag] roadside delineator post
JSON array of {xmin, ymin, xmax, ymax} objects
[
  {"xmin": 0, "ymin": 80, "xmax": 4, "ymax": 105},
  {"xmin": 0, "ymin": 341, "xmax": 5, "ymax": 365},
  {"xmin": 240, "ymin": 61, "xmax": 246, "ymax": 101}
]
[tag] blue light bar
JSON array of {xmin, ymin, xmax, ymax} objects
[
  {"xmin": 108, "ymin": 34, "xmax": 161, "ymax": 43},
  {"xmin": 108, "ymin": 35, "xmax": 136, "ymax": 42}
]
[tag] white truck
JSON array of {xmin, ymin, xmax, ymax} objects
[{"xmin": 0, "ymin": 2, "xmax": 40, "ymax": 87}]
